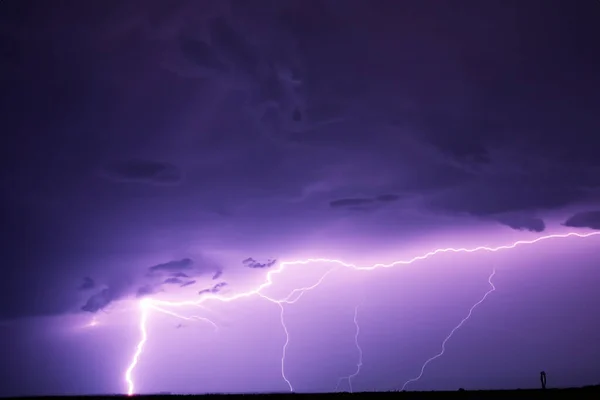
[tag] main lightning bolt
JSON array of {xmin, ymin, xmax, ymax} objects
[
  {"xmin": 124, "ymin": 231, "xmax": 599, "ymax": 395},
  {"xmin": 401, "ymin": 268, "xmax": 497, "ymax": 391},
  {"xmin": 335, "ymin": 305, "xmax": 363, "ymax": 393}
]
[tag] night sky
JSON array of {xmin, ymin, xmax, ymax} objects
[{"xmin": 1, "ymin": 0, "xmax": 600, "ymax": 396}]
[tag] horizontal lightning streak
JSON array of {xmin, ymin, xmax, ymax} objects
[
  {"xmin": 125, "ymin": 231, "xmax": 599, "ymax": 395},
  {"xmin": 401, "ymin": 268, "xmax": 497, "ymax": 391}
]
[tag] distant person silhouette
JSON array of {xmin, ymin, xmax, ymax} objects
[{"xmin": 540, "ymin": 371, "xmax": 547, "ymax": 389}]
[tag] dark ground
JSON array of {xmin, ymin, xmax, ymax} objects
[{"xmin": 4, "ymin": 386, "xmax": 600, "ymax": 400}]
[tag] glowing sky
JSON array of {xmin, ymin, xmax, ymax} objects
[{"xmin": 1, "ymin": 0, "xmax": 600, "ymax": 396}]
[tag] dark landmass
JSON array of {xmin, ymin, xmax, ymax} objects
[{"xmin": 5, "ymin": 386, "xmax": 600, "ymax": 400}]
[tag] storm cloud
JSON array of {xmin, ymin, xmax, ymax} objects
[
  {"xmin": 329, "ymin": 194, "xmax": 400, "ymax": 211},
  {"xmin": 329, "ymin": 198, "xmax": 375, "ymax": 208},
  {"xmin": 198, "ymin": 282, "xmax": 228, "ymax": 296},
  {"xmin": 80, "ymin": 289, "xmax": 113, "ymax": 313},
  {"xmin": 79, "ymin": 277, "xmax": 95, "ymax": 290},
  {"xmin": 180, "ymin": 36, "xmax": 228, "ymax": 72},
  {"xmin": 2, "ymin": 0, "xmax": 599, "ymax": 323},
  {"xmin": 2, "ymin": 1, "xmax": 600, "ymax": 395},
  {"xmin": 80, "ymin": 256, "xmax": 225, "ymax": 313},
  {"xmin": 149, "ymin": 259, "xmax": 194, "ymax": 274},
  {"xmin": 242, "ymin": 258, "xmax": 277, "ymax": 269},
  {"xmin": 563, "ymin": 211, "xmax": 600, "ymax": 230},
  {"xmin": 164, "ymin": 277, "xmax": 184, "ymax": 285},
  {"xmin": 99, "ymin": 160, "xmax": 183, "ymax": 185},
  {"xmin": 492, "ymin": 215, "xmax": 546, "ymax": 233},
  {"xmin": 212, "ymin": 270, "xmax": 223, "ymax": 280}
]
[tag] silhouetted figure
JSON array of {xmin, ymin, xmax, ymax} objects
[{"xmin": 540, "ymin": 371, "xmax": 547, "ymax": 389}]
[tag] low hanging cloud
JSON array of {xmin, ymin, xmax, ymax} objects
[
  {"xmin": 148, "ymin": 258, "xmax": 223, "ymax": 280},
  {"xmin": 376, "ymin": 194, "xmax": 400, "ymax": 202},
  {"xmin": 242, "ymin": 257, "xmax": 277, "ymax": 269},
  {"xmin": 163, "ymin": 277, "xmax": 184, "ymax": 285},
  {"xmin": 179, "ymin": 36, "xmax": 229, "ymax": 72},
  {"xmin": 8, "ymin": 1, "xmax": 599, "ymax": 322},
  {"xmin": 136, "ymin": 284, "xmax": 161, "ymax": 298},
  {"xmin": 329, "ymin": 194, "xmax": 400, "ymax": 210},
  {"xmin": 492, "ymin": 215, "xmax": 546, "ymax": 232},
  {"xmin": 79, "ymin": 277, "xmax": 95, "ymax": 290},
  {"xmin": 81, "ymin": 289, "xmax": 113, "ymax": 313},
  {"xmin": 330, "ymin": 198, "xmax": 374, "ymax": 208},
  {"xmin": 563, "ymin": 211, "xmax": 600, "ymax": 230},
  {"xmin": 198, "ymin": 282, "xmax": 228, "ymax": 296},
  {"xmin": 149, "ymin": 258, "xmax": 194, "ymax": 274},
  {"xmin": 99, "ymin": 159, "xmax": 183, "ymax": 185},
  {"xmin": 421, "ymin": 174, "xmax": 597, "ymax": 232},
  {"xmin": 80, "ymin": 256, "xmax": 225, "ymax": 313}
]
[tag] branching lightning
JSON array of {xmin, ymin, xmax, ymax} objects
[
  {"xmin": 335, "ymin": 305, "xmax": 363, "ymax": 393},
  {"xmin": 401, "ymin": 268, "xmax": 497, "ymax": 391},
  {"xmin": 145, "ymin": 303, "xmax": 219, "ymax": 331},
  {"xmin": 123, "ymin": 231, "xmax": 599, "ymax": 395}
]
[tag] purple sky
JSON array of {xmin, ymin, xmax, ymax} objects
[{"xmin": 1, "ymin": 0, "xmax": 600, "ymax": 396}]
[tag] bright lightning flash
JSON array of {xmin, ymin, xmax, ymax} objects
[
  {"xmin": 401, "ymin": 268, "xmax": 497, "ymax": 390},
  {"xmin": 85, "ymin": 316, "xmax": 99, "ymax": 328},
  {"xmin": 124, "ymin": 231, "xmax": 599, "ymax": 395}
]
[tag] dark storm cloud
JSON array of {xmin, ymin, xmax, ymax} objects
[
  {"xmin": 149, "ymin": 257, "xmax": 223, "ymax": 281},
  {"xmin": 376, "ymin": 194, "xmax": 400, "ymax": 202},
  {"xmin": 136, "ymin": 284, "xmax": 159, "ymax": 298},
  {"xmin": 164, "ymin": 277, "xmax": 184, "ymax": 285},
  {"xmin": 242, "ymin": 258, "xmax": 277, "ymax": 269},
  {"xmin": 149, "ymin": 258, "xmax": 194, "ymax": 273},
  {"xmin": 80, "ymin": 255, "xmax": 224, "ymax": 313},
  {"xmin": 563, "ymin": 211, "xmax": 600, "ymax": 230},
  {"xmin": 99, "ymin": 160, "xmax": 183, "ymax": 185},
  {"xmin": 4, "ymin": 0, "xmax": 600, "ymax": 324},
  {"xmin": 330, "ymin": 198, "xmax": 374, "ymax": 208},
  {"xmin": 80, "ymin": 275, "xmax": 139, "ymax": 313},
  {"xmin": 80, "ymin": 289, "xmax": 112, "ymax": 313},
  {"xmin": 79, "ymin": 277, "xmax": 95, "ymax": 290},
  {"xmin": 493, "ymin": 215, "xmax": 546, "ymax": 233},
  {"xmin": 208, "ymin": 16, "xmax": 258, "ymax": 74},
  {"xmin": 428, "ymin": 178, "xmax": 590, "ymax": 221},
  {"xmin": 329, "ymin": 195, "xmax": 400, "ymax": 211},
  {"xmin": 271, "ymin": 1, "xmax": 600, "ymax": 224},
  {"xmin": 80, "ymin": 276, "xmax": 136, "ymax": 313},
  {"xmin": 179, "ymin": 36, "xmax": 228, "ymax": 72},
  {"xmin": 198, "ymin": 282, "xmax": 228, "ymax": 296},
  {"xmin": 78, "ymin": 278, "xmax": 160, "ymax": 313}
]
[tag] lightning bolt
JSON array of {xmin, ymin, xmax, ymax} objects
[
  {"xmin": 145, "ymin": 303, "xmax": 219, "ymax": 331},
  {"xmin": 335, "ymin": 305, "xmax": 363, "ymax": 393},
  {"xmin": 401, "ymin": 268, "xmax": 497, "ymax": 391},
  {"xmin": 124, "ymin": 231, "xmax": 599, "ymax": 395},
  {"xmin": 125, "ymin": 300, "xmax": 149, "ymax": 395}
]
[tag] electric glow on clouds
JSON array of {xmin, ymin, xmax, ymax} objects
[{"xmin": 124, "ymin": 231, "xmax": 600, "ymax": 395}]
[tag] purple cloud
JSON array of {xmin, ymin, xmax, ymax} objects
[
  {"xmin": 563, "ymin": 211, "xmax": 600, "ymax": 230},
  {"xmin": 242, "ymin": 258, "xmax": 277, "ymax": 269}
]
